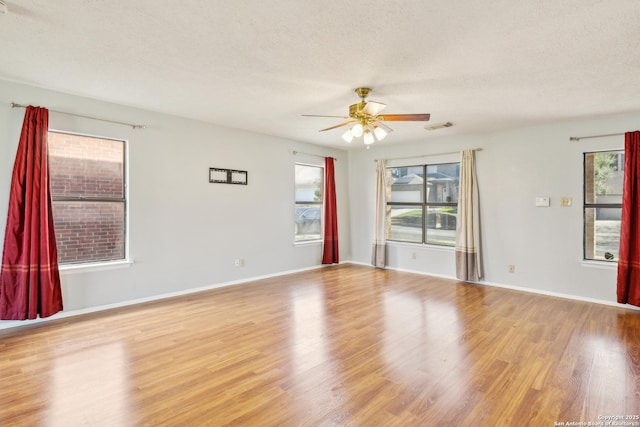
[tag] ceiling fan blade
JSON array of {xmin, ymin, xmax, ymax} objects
[
  {"xmin": 362, "ymin": 101, "xmax": 386, "ymax": 116},
  {"xmin": 379, "ymin": 114, "xmax": 431, "ymax": 122},
  {"xmin": 319, "ymin": 120, "xmax": 355, "ymax": 132},
  {"xmin": 302, "ymin": 114, "xmax": 350, "ymax": 119}
]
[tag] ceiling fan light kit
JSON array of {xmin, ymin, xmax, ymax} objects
[
  {"xmin": 373, "ymin": 125, "xmax": 387, "ymax": 140},
  {"xmin": 350, "ymin": 122, "xmax": 364, "ymax": 137},
  {"xmin": 363, "ymin": 129, "xmax": 375, "ymax": 145},
  {"xmin": 341, "ymin": 130, "xmax": 354, "ymax": 143},
  {"xmin": 303, "ymin": 87, "xmax": 431, "ymax": 146}
]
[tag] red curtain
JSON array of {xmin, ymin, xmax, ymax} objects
[
  {"xmin": 617, "ymin": 131, "xmax": 640, "ymax": 307},
  {"xmin": 0, "ymin": 106, "xmax": 63, "ymax": 320},
  {"xmin": 322, "ymin": 157, "xmax": 339, "ymax": 264}
]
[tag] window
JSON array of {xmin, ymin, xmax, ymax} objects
[
  {"xmin": 584, "ymin": 150, "xmax": 623, "ymax": 262},
  {"xmin": 48, "ymin": 131, "xmax": 127, "ymax": 264},
  {"xmin": 295, "ymin": 164, "xmax": 323, "ymax": 242},
  {"xmin": 387, "ymin": 162, "xmax": 460, "ymax": 246}
]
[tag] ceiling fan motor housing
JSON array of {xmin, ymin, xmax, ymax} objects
[
  {"xmin": 354, "ymin": 87, "xmax": 371, "ymax": 99},
  {"xmin": 350, "ymin": 87, "xmax": 372, "ymax": 120},
  {"xmin": 349, "ymin": 102, "xmax": 367, "ymax": 119}
]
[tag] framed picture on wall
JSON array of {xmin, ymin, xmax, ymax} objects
[
  {"xmin": 209, "ymin": 168, "xmax": 248, "ymax": 185},
  {"xmin": 230, "ymin": 169, "xmax": 248, "ymax": 185},
  {"xmin": 209, "ymin": 168, "xmax": 228, "ymax": 184}
]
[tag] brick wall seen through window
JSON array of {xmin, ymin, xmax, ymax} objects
[{"xmin": 48, "ymin": 131, "xmax": 126, "ymax": 264}]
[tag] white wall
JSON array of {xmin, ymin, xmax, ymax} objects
[
  {"xmin": 348, "ymin": 113, "xmax": 640, "ymax": 305},
  {"xmin": 0, "ymin": 79, "xmax": 350, "ymax": 326},
  {"xmin": 2, "ymin": 76, "xmax": 638, "ymax": 328}
]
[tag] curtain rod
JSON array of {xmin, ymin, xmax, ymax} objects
[
  {"xmin": 374, "ymin": 148, "xmax": 482, "ymax": 162},
  {"xmin": 293, "ymin": 150, "xmax": 337, "ymax": 161},
  {"xmin": 569, "ymin": 132, "xmax": 627, "ymax": 141},
  {"xmin": 10, "ymin": 102, "xmax": 146, "ymax": 129}
]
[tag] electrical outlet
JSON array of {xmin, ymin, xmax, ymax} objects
[
  {"xmin": 508, "ymin": 264, "xmax": 515, "ymax": 273},
  {"xmin": 234, "ymin": 259, "xmax": 244, "ymax": 267},
  {"xmin": 560, "ymin": 197, "xmax": 572, "ymax": 207},
  {"xmin": 411, "ymin": 252, "xmax": 417, "ymax": 260}
]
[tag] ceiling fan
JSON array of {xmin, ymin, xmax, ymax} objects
[{"xmin": 303, "ymin": 87, "xmax": 430, "ymax": 145}]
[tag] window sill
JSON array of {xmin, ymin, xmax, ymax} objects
[
  {"xmin": 580, "ymin": 260, "xmax": 617, "ymax": 270},
  {"xmin": 386, "ymin": 241, "xmax": 456, "ymax": 252},
  {"xmin": 294, "ymin": 240, "xmax": 323, "ymax": 247},
  {"xmin": 59, "ymin": 260, "xmax": 133, "ymax": 275}
]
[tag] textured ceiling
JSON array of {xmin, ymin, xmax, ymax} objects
[{"xmin": 1, "ymin": 0, "xmax": 639, "ymax": 148}]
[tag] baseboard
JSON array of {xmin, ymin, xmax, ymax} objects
[
  {"xmin": 3, "ymin": 261, "xmax": 636, "ymax": 332},
  {"xmin": 0, "ymin": 263, "xmax": 328, "ymax": 331},
  {"xmin": 354, "ymin": 261, "xmax": 639, "ymax": 311},
  {"xmin": 474, "ymin": 279, "xmax": 640, "ymax": 311}
]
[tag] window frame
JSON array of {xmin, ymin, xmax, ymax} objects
[
  {"xmin": 294, "ymin": 162, "xmax": 324, "ymax": 243},
  {"xmin": 582, "ymin": 149, "xmax": 623, "ymax": 263},
  {"xmin": 48, "ymin": 129, "xmax": 129, "ymax": 266},
  {"xmin": 386, "ymin": 162, "xmax": 460, "ymax": 246}
]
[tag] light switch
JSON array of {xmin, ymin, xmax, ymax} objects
[{"xmin": 535, "ymin": 197, "xmax": 550, "ymax": 207}]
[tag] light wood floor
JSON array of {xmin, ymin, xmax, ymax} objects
[{"xmin": 1, "ymin": 264, "xmax": 639, "ymax": 426}]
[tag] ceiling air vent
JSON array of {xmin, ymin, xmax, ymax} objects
[{"xmin": 424, "ymin": 122, "xmax": 453, "ymax": 131}]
